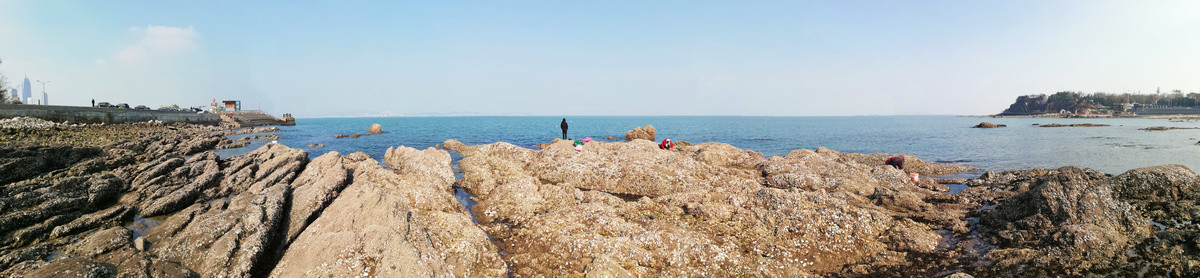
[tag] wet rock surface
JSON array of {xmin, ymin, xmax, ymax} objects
[{"xmin": 4, "ymin": 119, "xmax": 1200, "ymax": 277}]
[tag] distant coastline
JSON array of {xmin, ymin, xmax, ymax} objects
[
  {"xmin": 994, "ymin": 91, "xmax": 1200, "ymax": 118},
  {"xmin": 979, "ymin": 114, "xmax": 1200, "ymax": 119}
]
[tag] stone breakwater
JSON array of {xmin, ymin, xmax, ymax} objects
[
  {"xmin": 0, "ymin": 117, "xmax": 73, "ymax": 129},
  {"xmin": 1, "ymin": 123, "xmax": 1198, "ymax": 277}
]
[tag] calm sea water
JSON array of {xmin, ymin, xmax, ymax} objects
[{"xmin": 250, "ymin": 116, "xmax": 1200, "ymax": 176}]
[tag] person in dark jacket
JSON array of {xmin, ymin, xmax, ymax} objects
[
  {"xmin": 560, "ymin": 118, "xmax": 569, "ymax": 139},
  {"xmin": 885, "ymin": 155, "xmax": 905, "ymax": 170}
]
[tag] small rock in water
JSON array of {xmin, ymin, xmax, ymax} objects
[
  {"xmin": 368, "ymin": 123, "xmax": 383, "ymax": 134},
  {"xmin": 624, "ymin": 125, "xmax": 656, "ymax": 141},
  {"xmin": 973, "ymin": 122, "xmax": 1005, "ymax": 128},
  {"xmin": 351, "ymin": 133, "xmax": 362, "ymax": 138},
  {"xmin": 334, "ymin": 134, "xmax": 349, "ymax": 139}
]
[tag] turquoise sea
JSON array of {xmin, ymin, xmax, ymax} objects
[{"xmin": 229, "ymin": 116, "xmax": 1200, "ymax": 176}]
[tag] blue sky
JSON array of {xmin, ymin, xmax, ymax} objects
[{"xmin": 1, "ymin": 1, "xmax": 1198, "ymax": 117}]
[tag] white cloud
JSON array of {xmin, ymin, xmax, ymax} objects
[{"xmin": 115, "ymin": 25, "xmax": 198, "ymax": 64}]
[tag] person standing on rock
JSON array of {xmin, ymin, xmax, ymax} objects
[{"xmin": 560, "ymin": 118, "xmax": 569, "ymax": 139}]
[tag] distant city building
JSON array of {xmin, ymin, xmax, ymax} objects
[{"xmin": 21, "ymin": 75, "xmax": 32, "ymax": 104}]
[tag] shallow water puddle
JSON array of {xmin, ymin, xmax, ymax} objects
[
  {"xmin": 203, "ymin": 195, "xmax": 235, "ymax": 205},
  {"xmin": 214, "ymin": 140, "xmax": 271, "ymax": 160},
  {"xmin": 932, "ymin": 169, "xmax": 985, "ymax": 195},
  {"xmin": 455, "ymin": 188, "xmax": 480, "ymax": 223},
  {"xmin": 1148, "ymin": 219, "xmax": 1167, "ymax": 231},
  {"xmin": 946, "ymin": 184, "xmax": 968, "ymax": 194},
  {"xmin": 125, "ymin": 215, "xmax": 164, "ymax": 239},
  {"xmin": 934, "ymin": 230, "xmax": 958, "ymax": 251},
  {"xmin": 44, "ymin": 250, "xmax": 67, "ymax": 262},
  {"xmin": 974, "ymin": 204, "xmax": 997, "ymax": 212}
]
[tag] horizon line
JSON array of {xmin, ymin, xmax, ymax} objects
[{"xmin": 294, "ymin": 114, "xmax": 987, "ymax": 119}]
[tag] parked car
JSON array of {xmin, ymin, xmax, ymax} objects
[
  {"xmin": 134, "ymin": 105, "xmax": 150, "ymax": 110},
  {"xmin": 97, "ymin": 102, "xmax": 112, "ymax": 108},
  {"xmin": 116, "ymin": 103, "xmax": 130, "ymax": 109}
]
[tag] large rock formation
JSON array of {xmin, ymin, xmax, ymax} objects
[
  {"xmin": 0, "ymin": 145, "xmax": 102, "ymax": 185},
  {"xmin": 280, "ymin": 152, "xmax": 352, "ymax": 246},
  {"xmin": 144, "ymin": 183, "xmax": 290, "ymax": 277},
  {"xmin": 978, "ymin": 167, "xmax": 1152, "ymax": 276},
  {"xmin": 761, "ymin": 148, "xmax": 973, "ymax": 233},
  {"xmin": 999, "ymin": 94, "xmax": 1050, "ymax": 115},
  {"xmin": 270, "ymin": 147, "xmax": 506, "ymax": 277},
  {"xmin": 215, "ymin": 143, "xmax": 307, "ymax": 196},
  {"xmin": 8, "ymin": 120, "xmax": 1200, "ymax": 277},
  {"xmin": 1108, "ymin": 165, "xmax": 1200, "ymax": 276},
  {"xmin": 0, "ymin": 123, "xmax": 297, "ymax": 278},
  {"xmin": 837, "ymin": 151, "xmax": 976, "ymax": 176},
  {"xmin": 445, "ymin": 138, "xmax": 967, "ymax": 276},
  {"xmin": 624, "ymin": 125, "xmax": 656, "ymax": 141}
]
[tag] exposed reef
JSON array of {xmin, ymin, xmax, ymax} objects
[{"xmin": 1, "ymin": 120, "xmax": 1197, "ymax": 277}]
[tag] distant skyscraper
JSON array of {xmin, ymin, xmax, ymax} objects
[{"xmin": 21, "ymin": 75, "xmax": 32, "ymax": 104}]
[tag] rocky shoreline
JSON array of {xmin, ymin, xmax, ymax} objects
[{"xmin": 1, "ymin": 121, "xmax": 1198, "ymax": 277}]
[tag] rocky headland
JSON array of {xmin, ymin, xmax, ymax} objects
[{"xmin": 1, "ymin": 120, "xmax": 1198, "ymax": 277}]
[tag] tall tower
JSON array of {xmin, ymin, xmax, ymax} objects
[
  {"xmin": 43, "ymin": 91, "xmax": 48, "ymax": 105},
  {"xmin": 21, "ymin": 75, "xmax": 32, "ymax": 103}
]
